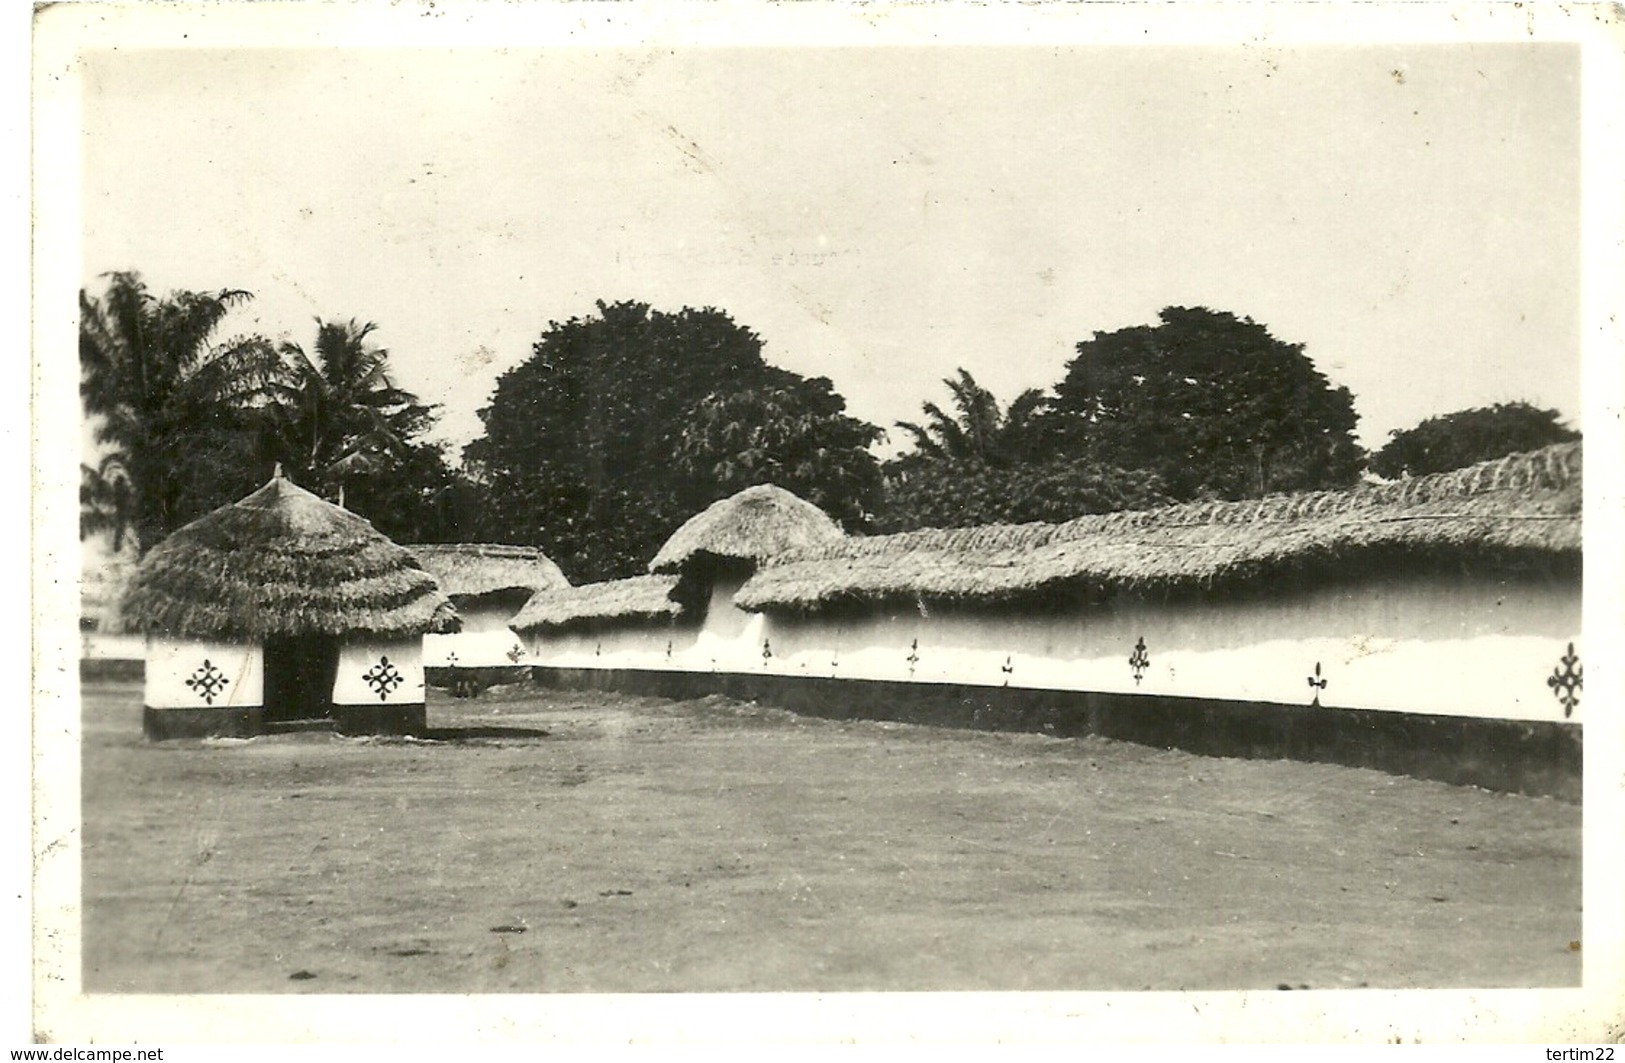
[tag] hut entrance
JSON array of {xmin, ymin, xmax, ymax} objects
[{"xmin": 263, "ymin": 635, "xmax": 340, "ymax": 725}]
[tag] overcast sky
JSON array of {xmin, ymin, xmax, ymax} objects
[{"xmin": 78, "ymin": 41, "xmax": 1580, "ymax": 458}]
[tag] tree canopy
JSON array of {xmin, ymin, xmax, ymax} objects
[
  {"xmin": 1049, "ymin": 306, "xmax": 1364, "ymax": 501},
  {"xmin": 1370, "ymin": 402, "xmax": 1580, "ymax": 479},
  {"xmin": 877, "ymin": 455, "xmax": 1170, "ymax": 530},
  {"xmin": 878, "ymin": 369, "xmax": 1167, "ymax": 529},
  {"xmin": 80, "ymin": 273, "xmax": 464, "ymax": 552},
  {"xmin": 672, "ymin": 377, "xmax": 883, "ymax": 529},
  {"xmin": 79, "ymin": 272, "xmax": 281, "ymax": 552},
  {"xmin": 464, "ymin": 300, "xmax": 884, "ymax": 582},
  {"xmin": 893, "ymin": 368, "xmax": 1050, "ymax": 467}
]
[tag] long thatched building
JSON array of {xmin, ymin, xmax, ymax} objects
[
  {"xmin": 524, "ymin": 445, "xmax": 1583, "ymax": 798},
  {"xmin": 122, "ymin": 469, "xmax": 459, "ymax": 739},
  {"xmin": 513, "ymin": 484, "xmax": 845, "ymax": 667}
]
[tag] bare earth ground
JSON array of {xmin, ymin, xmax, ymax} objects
[{"xmin": 79, "ymin": 680, "xmax": 1581, "ymax": 994}]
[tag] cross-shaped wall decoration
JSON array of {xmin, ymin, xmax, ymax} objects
[
  {"xmin": 1128, "ymin": 637, "xmax": 1150, "ymax": 686},
  {"xmin": 363, "ymin": 656, "xmax": 404, "ymax": 702},
  {"xmin": 184, "ymin": 659, "xmax": 229, "ymax": 705},
  {"xmin": 1307, "ymin": 662, "xmax": 1328, "ymax": 707},
  {"xmin": 762, "ymin": 638, "xmax": 773, "ymax": 665},
  {"xmin": 1547, "ymin": 642, "xmax": 1582, "ymax": 718},
  {"xmin": 907, "ymin": 638, "xmax": 920, "ymax": 677},
  {"xmin": 1001, "ymin": 656, "xmax": 1014, "ymax": 686}
]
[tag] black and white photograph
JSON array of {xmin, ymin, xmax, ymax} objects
[{"xmin": 26, "ymin": 0, "xmax": 1625, "ymax": 1047}]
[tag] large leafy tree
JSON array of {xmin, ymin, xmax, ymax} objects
[
  {"xmin": 879, "ymin": 368, "xmax": 1166, "ymax": 529},
  {"xmin": 79, "ymin": 271, "xmax": 283, "ymax": 552},
  {"xmin": 672, "ymin": 377, "xmax": 884, "ymax": 529},
  {"xmin": 1050, "ymin": 307, "xmax": 1364, "ymax": 501},
  {"xmin": 1370, "ymin": 402, "xmax": 1580, "ymax": 479},
  {"xmin": 465, "ymin": 300, "xmax": 883, "ymax": 582}
]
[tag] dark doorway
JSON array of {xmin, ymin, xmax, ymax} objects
[{"xmin": 263, "ymin": 635, "xmax": 341, "ymax": 724}]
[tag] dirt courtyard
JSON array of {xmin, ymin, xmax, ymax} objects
[{"xmin": 79, "ymin": 679, "xmax": 1581, "ymax": 994}]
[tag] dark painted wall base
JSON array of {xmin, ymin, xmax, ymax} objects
[
  {"xmin": 144, "ymin": 705, "xmax": 262, "ymax": 741},
  {"xmin": 332, "ymin": 702, "xmax": 426, "ymax": 737},
  {"xmin": 531, "ymin": 667, "xmax": 1583, "ymax": 803},
  {"xmin": 143, "ymin": 703, "xmax": 425, "ymax": 739},
  {"xmin": 84, "ymin": 659, "xmax": 144, "ymax": 682},
  {"xmin": 424, "ymin": 665, "xmax": 529, "ymax": 697}
]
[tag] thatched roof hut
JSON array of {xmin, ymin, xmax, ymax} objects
[
  {"xmin": 511, "ymin": 575, "xmax": 682, "ymax": 633},
  {"xmin": 405, "ymin": 543, "xmax": 569, "ymax": 601},
  {"xmin": 649, "ymin": 484, "xmax": 844, "ymax": 575},
  {"xmin": 736, "ymin": 442, "xmax": 1582, "ymax": 613},
  {"xmin": 122, "ymin": 471, "xmax": 460, "ymax": 639}
]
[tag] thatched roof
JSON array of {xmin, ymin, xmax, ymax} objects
[
  {"xmin": 510, "ymin": 575, "xmax": 682, "ymax": 632},
  {"xmin": 649, "ymin": 484, "xmax": 844, "ymax": 574},
  {"xmin": 736, "ymin": 442, "xmax": 1583, "ymax": 613},
  {"xmin": 121, "ymin": 472, "xmax": 460, "ymax": 639},
  {"xmin": 404, "ymin": 543, "xmax": 569, "ymax": 600}
]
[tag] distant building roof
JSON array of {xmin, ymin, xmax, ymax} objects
[
  {"xmin": 511, "ymin": 575, "xmax": 682, "ymax": 633},
  {"xmin": 405, "ymin": 543, "xmax": 570, "ymax": 600}
]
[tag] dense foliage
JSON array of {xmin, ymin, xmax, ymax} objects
[
  {"xmin": 465, "ymin": 300, "xmax": 884, "ymax": 582},
  {"xmin": 877, "ymin": 455, "xmax": 1169, "ymax": 530},
  {"xmin": 1049, "ymin": 307, "xmax": 1365, "ymax": 501},
  {"xmin": 1370, "ymin": 402, "xmax": 1580, "ymax": 479},
  {"xmin": 262, "ymin": 317, "xmax": 474, "ymax": 543},
  {"xmin": 79, "ymin": 272, "xmax": 279, "ymax": 551},
  {"xmin": 672, "ymin": 378, "xmax": 883, "ymax": 529},
  {"xmin": 80, "ymin": 274, "xmax": 466, "ymax": 552},
  {"xmin": 877, "ymin": 369, "xmax": 1167, "ymax": 529}
]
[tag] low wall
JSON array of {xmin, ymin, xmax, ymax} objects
[
  {"xmin": 425, "ymin": 665, "xmax": 531, "ymax": 696},
  {"xmin": 530, "ymin": 666, "xmax": 1583, "ymax": 802},
  {"xmin": 143, "ymin": 705, "xmax": 263, "ymax": 741},
  {"xmin": 82, "ymin": 658, "xmax": 144, "ymax": 682},
  {"xmin": 332, "ymin": 702, "xmax": 426, "ymax": 737}
]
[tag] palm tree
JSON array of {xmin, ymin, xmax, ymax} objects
[
  {"xmin": 80, "ymin": 272, "xmax": 282, "ymax": 552},
  {"xmin": 894, "ymin": 368, "xmax": 1049, "ymax": 467},
  {"xmin": 268, "ymin": 319, "xmax": 435, "ymax": 508}
]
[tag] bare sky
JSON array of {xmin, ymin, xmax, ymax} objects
[{"xmin": 78, "ymin": 40, "xmax": 1580, "ymax": 457}]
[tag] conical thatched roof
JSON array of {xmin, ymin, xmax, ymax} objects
[
  {"xmin": 510, "ymin": 575, "xmax": 682, "ymax": 633},
  {"xmin": 649, "ymin": 484, "xmax": 844, "ymax": 574},
  {"xmin": 121, "ymin": 472, "xmax": 460, "ymax": 639},
  {"xmin": 736, "ymin": 442, "xmax": 1583, "ymax": 613},
  {"xmin": 405, "ymin": 543, "xmax": 570, "ymax": 600}
]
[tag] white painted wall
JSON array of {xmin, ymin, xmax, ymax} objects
[
  {"xmin": 529, "ymin": 573, "xmax": 1583, "ymax": 724},
  {"xmin": 422, "ymin": 598, "xmax": 531, "ymax": 668},
  {"xmin": 144, "ymin": 637, "xmax": 262, "ymax": 709},
  {"xmin": 83, "ymin": 630, "xmax": 145, "ymax": 661},
  {"xmin": 423, "ymin": 629, "xmax": 529, "ymax": 669},
  {"xmin": 331, "ymin": 638, "xmax": 426, "ymax": 707}
]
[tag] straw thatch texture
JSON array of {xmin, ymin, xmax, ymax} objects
[
  {"xmin": 405, "ymin": 543, "xmax": 570, "ymax": 599},
  {"xmin": 122, "ymin": 474, "xmax": 460, "ymax": 639},
  {"xmin": 511, "ymin": 575, "xmax": 682, "ymax": 632},
  {"xmin": 649, "ymin": 484, "xmax": 844, "ymax": 574},
  {"xmin": 736, "ymin": 443, "xmax": 1583, "ymax": 612}
]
